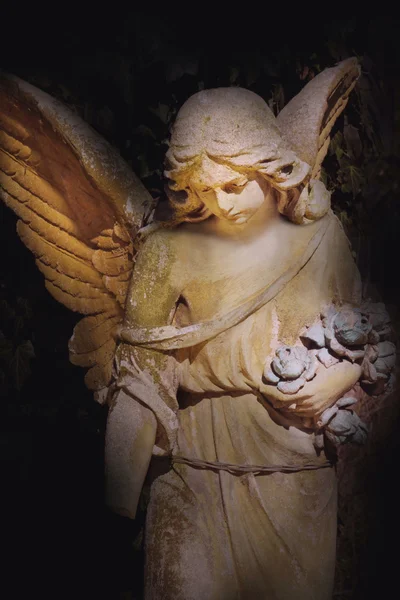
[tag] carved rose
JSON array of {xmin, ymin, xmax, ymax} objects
[
  {"xmin": 324, "ymin": 410, "xmax": 369, "ymax": 446},
  {"xmin": 322, "ymin": 306, "xmax": 379, "ymax": 362},
  {"xmin": 314, "ymin": 395, "xmax": 369, "ymax": 450},
  {"xmin": 333, "ymin": 309, "xmax": 375, "ymax": 346},
  {"xmin": 263, "ymin": 345, "xmax": 318, "ymax": 394},
  {"xmin": 374, "ymin": 341, "xmax": 397, "ymax": 376},
  {"xmin": 361, "ymin": 301, "xmax": 392, "ymax": 339},
  {"xmin": 272, "ymin": 346, "xmax": 309, "ymax": 379},
  {"xmin": 303, "ymin": 304, "xmax": 395, "ymax": 376},
  {"xmin": 361, "ymin": 340, "xmax": 397, "ymax": 391}
]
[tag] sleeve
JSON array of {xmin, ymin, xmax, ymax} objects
[
  {"xmin": 114, "ymin": 344, "xmax": 180, "ymax": 455},
  {"xmin": 111, "ymin": 230, "xmax": 182, "ymax": 455}
]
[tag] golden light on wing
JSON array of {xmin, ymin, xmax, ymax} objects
[{"xmin": 0, "ymin": 74, "xmax": 153, "ymax": 398}]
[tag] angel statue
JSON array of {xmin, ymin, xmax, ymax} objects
[{"xmin": 0, "ymin": 58, "xmax": 396, "ymax": 599}]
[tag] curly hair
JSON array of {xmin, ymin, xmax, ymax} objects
[{"xmin": 161, "ymin": 87, "xmax": 328, "ymax": 225}]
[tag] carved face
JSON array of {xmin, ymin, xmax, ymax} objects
[
  {"xmin": 196, "ymin": 180, "xmax": 265, "ymax": 224},
  {"xmin": 188, "ymin": 160, "xmax": 267, "ymax": 223}
]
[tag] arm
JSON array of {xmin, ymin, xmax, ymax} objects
[
  {"xmin": 105, "ymin": 231, "xmax": 181, "ymax": 519},
  {"xmin": 105, "ymin": 390, "xmax": 157, "ymax": 519}
]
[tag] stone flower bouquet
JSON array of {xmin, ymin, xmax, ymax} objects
[{"xmin": 263, "ymin": 302, "xmax": 396, "ymax": 449}]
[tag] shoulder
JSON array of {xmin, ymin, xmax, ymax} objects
[
  {"xmin": 133, "ymin": 224, "xmax": 195, "ymax": 294},
  {"xmin": 125, "ymin": 228, "xmax": 182, "ymax": 327},
  {"xmin": 138, "ymin": 222, "xmax": 205, "ymax": 265},
  {"xmin": 135, "ymin": 227, "xmax": 178, "ymax": 274}
]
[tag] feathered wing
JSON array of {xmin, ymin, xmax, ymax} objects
[
  {"xmin": 277, "ymin": 57, "xmax": 361, "ymax": 179},
  {"xmin": 0, "ymin": 74, "xmax": 154, "ymax": 402}
]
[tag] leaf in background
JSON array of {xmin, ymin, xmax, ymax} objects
[
  {"xmin": 319, "ymin": 167, "xmax": 329, "ymax": 188},
  {"xmin": 344, "ymin": 119, "xmax": 363, "ymax": 161},
  {"xmin": 340, "ymin": 164, "xmax": 364, "ymax": 197},
  {"xmin": 149, "ymin": 103, "xmax": 170, "ymax": 124},
  {"xmin": 11, "ymin": 340, "xmax": 35, "ymax": 391},
  {"xmin": 347, "ymin": 165, "xmax": 364, "ymax": 197},
  {"xmin": 338, "ymin": 210, "xmax": 353, "ymax": 228},
  {"xmin": 320, "ymin": 167, "xmax": 336, "ymax": 192},
  {"xmin": 330, "ymin": 131, "xmax": 345, "ymax": 161}
]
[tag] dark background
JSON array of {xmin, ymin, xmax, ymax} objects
[{"xmin": 1, "ymin": 10, "xmax": 399, "ymax": 599}]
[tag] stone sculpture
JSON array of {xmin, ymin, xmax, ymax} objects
[{"xmin": 0, "ymin": 58, "xmax": 396, "ymax": 599}]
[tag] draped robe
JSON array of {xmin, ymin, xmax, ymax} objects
[{"xmin": 113, "ymin": 211, "xmax": 362, "ymax": 600}]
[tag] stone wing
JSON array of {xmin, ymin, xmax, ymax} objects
[
  {"xmin": 0, "ymin": 73, "xmax": 154, "ymax": 402},
  {"xmin": 277, "ymin": 58, "xmax": 361, "ymax": 179}
]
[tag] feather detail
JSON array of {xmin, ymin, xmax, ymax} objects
[
  {"xmin": 0, "ymin": 73, "xmax": 154, "ymax": 394},
  {"xmin": 277, "ymin": 58, "xmax": 360, "ymax": 178}
]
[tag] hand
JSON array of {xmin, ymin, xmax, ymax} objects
[{"xmin": 259, "ymin": 359, "xmax": 362, "ymax": 419}]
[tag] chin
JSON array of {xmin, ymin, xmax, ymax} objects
[
  {"xmin": 233, "ymin": 216, "xmax": 249, "ymax": 224},
  {"xmin": 232, "ymin": 212, "xmax": 257, "ymax": 224},
  {"xmin": 218, "ymin": 212, "xmax": 253, "ymax": 224}
]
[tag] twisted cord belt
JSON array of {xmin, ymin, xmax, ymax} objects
[{"xmin": 170, "ymin": 455, "xmax": 333, "ymax": 474}]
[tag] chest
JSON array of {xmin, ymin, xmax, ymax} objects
[{"xmin": 175, "ymin": 222, "xmax": 312, "ymax": 322}]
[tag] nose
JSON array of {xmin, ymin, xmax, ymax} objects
[{"xmin": 215, "ymin": 189, "xmax": 234, "ymax": 213}]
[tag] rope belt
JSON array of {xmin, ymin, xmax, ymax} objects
[{"xmin": 170, "ymin": 455, "xmax": 333, "ymax": 475}]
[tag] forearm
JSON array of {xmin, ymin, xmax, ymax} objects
[{"xmin": 105, "ymin": 389, "xmax": 157, "ymax": 520}]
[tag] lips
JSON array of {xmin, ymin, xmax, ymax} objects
[
  {"xmin": 223, "ymin": 206, "xmax": 243, "ymax": 219},
  {"xmin": 224, "ymin": 212, "xmax": 241, "ymax": 220},
  {"xmin": 224, "ymin": 208, "xmax": 250, "ymax": 221}
]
